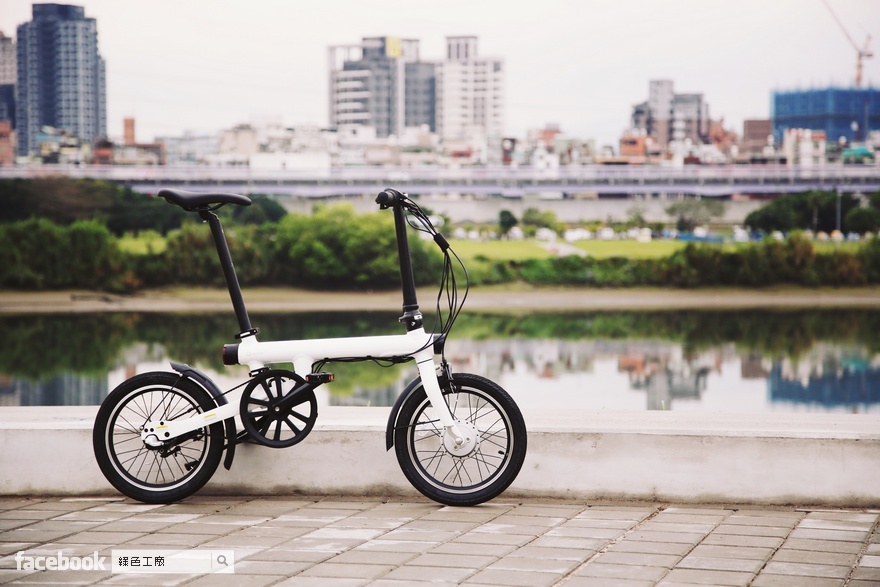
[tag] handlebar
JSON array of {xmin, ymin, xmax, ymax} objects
[{"xmin": 376, "ymin": 188, "xmax": 403, "ymax": 209}]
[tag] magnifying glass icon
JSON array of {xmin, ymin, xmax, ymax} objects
[{"xmin": 217, "ymin": 555, "xmax": 228, "ymax": 567}]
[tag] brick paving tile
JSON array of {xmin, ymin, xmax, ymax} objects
[
  {"xmin": 123, "ymin": 533, "xmax": 214, "ymax": 547},
  {"xmin": 771, "ymin": 548, "xmax": 858, "ymax": 566},
  {"xmin": 233, "ymin": 559, "xmax": 311, "ymax": 575},
  {"xmin": 861, "ymin": 553, "xmax": 880, "ymax": 566},
  {"xmin": 782, "ymin": 537, "xmax": 866, "ymax": 553},
  {"xmin": 327, "ymin": 548, "xmax": 417, "ymax": 566},
  {"xmin": 651, "ymin": 513, "xmax": 727, "ymax": 524},
  {"xmin": 274, "ymin": 578, "xmax": 368, "ymax": 587},
  {"xmin": 850, "ymin": 566, "xmax": 880, "ymax": 580},
  {"xmin": 625, "ymin": 530, "xmax": 708, "ymax": 544},
  {"xmin": 382, "ymin": 564, "xmax": 476, "ymax": 583},
  {"xmin": 750, "ymin": 575, "xmax": 845, "ymax": 587},
  {"xmin": 712, "ymin": 523, "xmax": 792, "ymax": 537},
  {"xmin": 702, "ymin": 533, "xmax": 785, "ymax": 548},
  {"xmin": 507, "ymin": 544, "xmax": 593, "ymax": 561},
  {"xmin": 725, "ymin": 515, "xmax": 803, "ymax": 527},
  {"xmin": 565, "ymin": 578, "xmax": 655, "ymax": 587},
  {"xmin": 508, "ymin": 505, "xmax": 586, "ymax": 518},
  {"xmin": 574, "ymin": 562, "xmax": 669, "ymax": 581},
  {"xmin": 546, "ymin": 525, "xmax": 629, "ymax": 540},
  {"xmin": 485, "ymin": 555, "xmax": 580, "ymax": 574},
  {"xmin": 638, "ymin": 522, "xmax": 719, "ymax": 534},
  {"xmin": 407, "ymin": 552, "xmax": 497, "ymax": 569},
  {"xmin": 661, "ymin": 567, "xmax": 753, "ymax": 586},
  {"xmin": 465, "ymin": 567, "xmax": 562, "ymax": 586},
  {"xmin": 574, "ymin": 509, "xmax": 657, "ymax": 520},
  {"xmin": 798, "ymin": 518, "xmax": 876, "ymax": 531},
  {"xmin": 185, "ymin": 574, "xmax": 288, "ymax": 587},
  {"xmin": 297, "ymin": 561, "xmax": 394, "ymax": 580},
  {"xmin": 605, "ymin": 540, "xmax": 695, "ymax": 556},
  {"xmin": 594, "ymin": 551, "xmax": 681, "ymax": 568},
  {"xmin": 432, "ymin": 541, "xmax": 516, "ymax": 557},
  {"xmin": 0, "ymin": 509, "xmax": 67, "ymax": 521},
  {"xmin": 761, "ymin": 560, "xmax": 850, "ymax": 578},
  {"xmin": 688, "ymin": 544, "xmax": 775, "ymax": 560},
  {"xmin": 528, "ymin": 535, "xmax": 609, "ymax": 551},
  {"xmin": 677, "ymin": 554, "xmax": 766, "ymax": 573},
  {"xmin": 787, "ymin": 528, "xmax": 869, "ymax": 542}
]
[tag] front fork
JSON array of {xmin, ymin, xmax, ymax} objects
[{"xmin": 414, "ymin": 351, "xmax": 467, "ymax": 447}]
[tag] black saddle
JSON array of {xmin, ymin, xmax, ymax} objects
[{"xmin": 158, "ymin": 188, "xmax": 252, "ymax": 211}]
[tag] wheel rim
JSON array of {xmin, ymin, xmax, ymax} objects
[
  {"xmin": 406, "ymin": 385, "xmax": 514, "ymax": 494},
  {"xmin": 105, "ymin": 385, "xmax": 211, "ymax": 491}
]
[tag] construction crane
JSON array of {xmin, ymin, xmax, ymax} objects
[{"xmin": 822, "ymin": 0, "xmax": 873, "ymax": 87}]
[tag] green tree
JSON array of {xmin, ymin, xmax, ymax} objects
[
  {"xmin": 845, "ymin": 207, "xmax": 880, "ymax": 234},
  {"xmin": 744, "ymin": 191, "xmax": 860, "ymax": 233},
  {"xmin": 498, "ymin": 210, "xmax": 518, "ymax": 236},
  {"xmin": 665, "ymin": 199, "xmax": 726, "ymax": 232},
  {"xmin": 272, "ymin": 203, "xmax": 442, "ymax": 289},
  {"xmin": 520, "ymin": 207, "xmax": 561, "ymax": 237}
]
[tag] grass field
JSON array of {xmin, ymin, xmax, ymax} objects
[
  {"xmin": 573, "ymin": 239, "xmax": 687, "ymax": 259},
  {"xmin": 116, "ymin": 231, "xmax": 865, "ymax": 262},
  {"xmin": 117, "ymin": 230, "xmax": 167, "ymax": 255},
  {"xmin": 447, "ymin": 239, "xmax": 554, "ymax": 261}
]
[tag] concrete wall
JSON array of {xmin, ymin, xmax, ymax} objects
[{"xmin": 2, "ymin": 407, "xmax": 878, "ymax": 507}]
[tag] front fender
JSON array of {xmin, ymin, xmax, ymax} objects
[{"xmin": 385, "ymin": 376, "xmax": 423, "ymax": 450}]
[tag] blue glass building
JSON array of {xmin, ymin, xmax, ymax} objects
[{"xmin": 772, "ymin": 87, "xmax": 879, "ymax": 144}]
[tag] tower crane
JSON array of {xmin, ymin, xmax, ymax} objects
[{"xmin": 822, "ymin": 0, "xmax": 873, "ymax": 87}]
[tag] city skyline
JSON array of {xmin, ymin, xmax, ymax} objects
[{"xmin": 1, "ymin": 0, "xmax": 879, "ymax": 148}]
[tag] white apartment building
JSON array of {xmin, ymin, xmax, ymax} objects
[{"xmin": 435, "ymin": 36, "xmax": 504, "ymax": 151}]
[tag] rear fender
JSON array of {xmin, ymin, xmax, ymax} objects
[{"xmin": 169, "ymin": 361, "xmax": 238, "ymax": 470}]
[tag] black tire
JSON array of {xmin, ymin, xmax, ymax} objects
[
  {"xmin": 394, "ymin": 372, "xmax": 526, "ymax": 506},
  {"xmin": 93, "ymin": 372, "xmax": 224, "ymax": 503}
]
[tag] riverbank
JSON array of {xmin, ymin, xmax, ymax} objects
[{"xmin": 2, "ymin": 285, "xmax": 880, "ymax": 314}]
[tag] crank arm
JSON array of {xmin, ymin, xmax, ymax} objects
[{"xmin": 141, "ymin": 401, "xmax": 238, "ymax": 446}]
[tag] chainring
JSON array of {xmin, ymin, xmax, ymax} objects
[{"xmin": 240, "ymin": 370, "xmax": 318, "ymax": 448}]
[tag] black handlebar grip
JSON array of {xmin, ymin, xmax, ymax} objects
[{"xmin": 376, "ymin": 188, "xmax": 401, "ymax": 208}]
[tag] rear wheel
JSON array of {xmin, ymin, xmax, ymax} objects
[
  {"xmin": 394, "ymin": 373, "xmax": 526, "ymax": 506},
  {"xmin": 93, "ymin": 372, "xmax": 224, "ymax": 503}
]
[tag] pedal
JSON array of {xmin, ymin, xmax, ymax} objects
[{"xmin": 306, "ymin": 372, "xmax": 334, "ymax": 384}]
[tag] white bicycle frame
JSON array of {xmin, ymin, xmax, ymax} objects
[
  {"xmin": 140, "ymin": 189, "xmax": 465, "ymax": 451},
  {"xmin": 139, "ymin": 328, "xmax": 461, "ymax": 445}
]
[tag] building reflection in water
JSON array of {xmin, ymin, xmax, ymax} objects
[{"xmin": 1, "ymin": 338, "xmax": 879, "ymax": 413}]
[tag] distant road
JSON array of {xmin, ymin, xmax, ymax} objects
[{"xmin": 2, "ymin": 164, "xmax": 878, "ymax": 197}]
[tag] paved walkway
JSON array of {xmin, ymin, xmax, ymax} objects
[{"xmin": 0, "ymin": 496, "xmax": 878, "ymax": 586}]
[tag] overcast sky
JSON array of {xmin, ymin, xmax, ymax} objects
[{"xmin": 2, "ymin": 0, "xmax": 879, "ymax": 147}]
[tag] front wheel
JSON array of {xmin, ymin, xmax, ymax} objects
[
  {"xmin": 394, "ymin": 373, "xmax": 526, "ymax": 506},
  {"xmin": 93, "ymin": 372, "xmax": 225, "ymax": 503}
]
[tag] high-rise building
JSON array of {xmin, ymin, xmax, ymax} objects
[
  {"xmin": 630, "ymin": 80, "xmax": 709, "ymax": 151},
  {"xmin": 0, "ymin": 31, "xmax": 15, "ymax": 128},
  {"xmin": 328, "ymin": 35, "xmax": 505, "ymax": 151},
  {"xmin": 328, "ymin": 36, "xmax": 426, "ymax": 138},
  {"xmin": 772, "ymin": 87, "xmax": 879, "ymax": 144},
  {"xmin": 15, "ymin": 4, "xmax": 106, "ymax": 157},
  {"xmin": 435, "ymin": 36, "xmax": 504, "ymax": 145}
]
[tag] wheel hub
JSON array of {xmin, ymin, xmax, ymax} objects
[{"xmin": 442, "ymin": 421, "xmax": 479, "ymax": 457}]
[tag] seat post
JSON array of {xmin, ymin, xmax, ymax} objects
[{"xmin": 199, "ymin": 210, "xmax": 253, "ymax": 335}]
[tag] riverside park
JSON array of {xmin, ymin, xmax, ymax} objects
[{"xmin": 1, "ymin": 180, "xmax": 880, "ymax": 586}]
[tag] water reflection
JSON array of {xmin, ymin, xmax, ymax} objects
[{"xmin": 0, "ymin": 310, "xmax": 878, "ymax": 413}]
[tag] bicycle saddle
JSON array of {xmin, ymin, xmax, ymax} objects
[{"xmin": 158, "ymin": 188, "xmax": 252, "ymax": 210}]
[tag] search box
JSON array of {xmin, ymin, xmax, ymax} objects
[{"xmin": 111, "ymin": 549, "xmax": 234, "ymax": 574}]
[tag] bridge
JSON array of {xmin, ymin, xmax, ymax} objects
[{"xmin": 1, "ymin": 164, "xmax": 878, "ymax": 198}]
